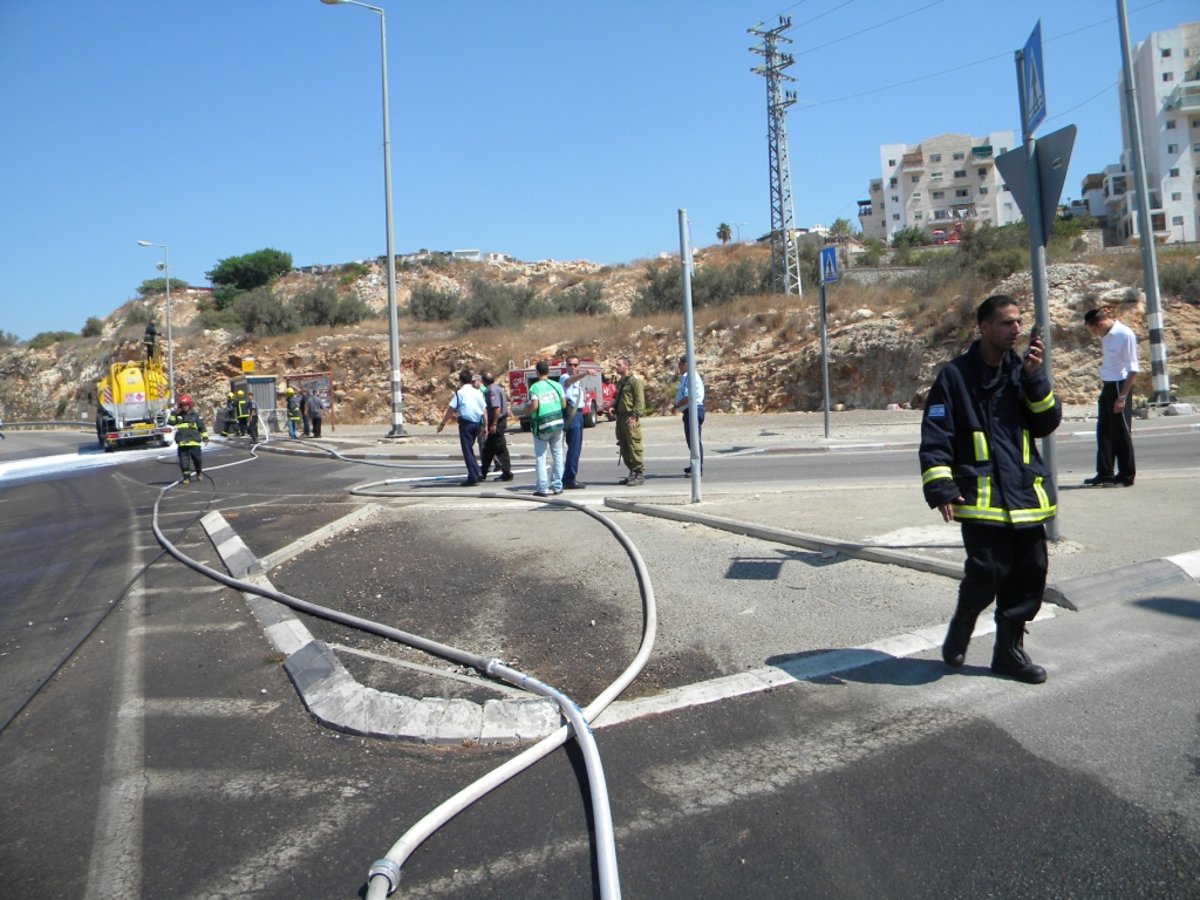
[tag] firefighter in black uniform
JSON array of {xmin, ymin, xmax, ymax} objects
[
  {"xmin": 235, "ymin": 389, "xmax": 259, "ymax": 441},
  {"xmin": 919, "ymin": 294, "xmax": 1061, "ymax": 684},
  {"xmin": 221, "ymin": 391, "xmax": 237, "ymax": 437},
  {"xmin": 144, "ymin": 321, "xmax": 158, "ymax": 361},
  {"xmin": 169, "ymin": 394, "xmax": 209, "ymax": 484}
]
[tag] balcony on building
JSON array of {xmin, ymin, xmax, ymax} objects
[
  {"xmin": 1165, "ymin": 78, "xmax": 1200, "ymax": 112},
  {"xmin": 857, "ymin": 200, "xmax": 874, "ymax": 216},
  {"xmin": 901, "ymin": 150, "xmax": 925, "ymax": 171},
  {"xmin": 971, "ymin": 145, "xmax": 994, "ymax": 161}
]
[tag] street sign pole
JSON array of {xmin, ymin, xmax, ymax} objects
[
  {"xmin": 1011, "ymin": 24, "xmax": 1061, "ymax": 539},
  {"xmin": 818, "ymin": 246, "xmax": 838, "ymax": 439},
  {"xmin": 678, "ymin": 209, "xmax": 702, "ymax": 503}
]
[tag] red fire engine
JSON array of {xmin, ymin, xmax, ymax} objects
[{"xmin": 506, "ymin": 358, "xmax": 615, "ymax": 431}]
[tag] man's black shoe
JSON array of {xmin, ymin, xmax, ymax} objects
[
  {"xmin": 564, "ymin": 482, "xmax": 586, "ymax": 489},
  {"xmin": 942, "ymin": 617, "xmax": 974, "ymax": 668},
  {"xmin": 991, "ymin": 619, "xmax": 1047, "ymax": 684},
  {"xmin": 1083, "ymin": 475, "xmax": 1115, "ymax": 487},
  {"xmin": 460, "ymin": 479, "xmax": 480, "ymax": 487},
  {"xmin": 1114, "ymin": 476, "xmax": 1135, "ymax": 487},
  {"xmin": 533, "ymin": 490, "xmax": 550, "ymax": 497},
  {"xmin": 497, "ymin": 473, "xmax": 514, "ymax": 482}
]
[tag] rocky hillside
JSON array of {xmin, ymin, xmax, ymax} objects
[{"xmin": 3, "ymin": 249, "xmax": 1198, "ymax": 426}]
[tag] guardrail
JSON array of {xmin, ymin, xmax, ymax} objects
[{"xmin": 0, "ymin": 420, "xmax": 93, "ymax": 431}]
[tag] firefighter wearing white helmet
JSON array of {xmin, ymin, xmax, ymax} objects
[
  {"xmin": 169, "ymin": 394, "xmax": 209, "ymax": 484},
  {"xmin": 284, "ymin": 386, "xmax": 301, "ymax": 439}
]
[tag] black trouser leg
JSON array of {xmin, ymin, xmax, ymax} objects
[{"xmin": 958, "ymin": 523, "xmax": 1046, "ymax": 623}]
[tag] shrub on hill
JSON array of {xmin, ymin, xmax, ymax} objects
[
  {"xmin": 1160, "ymin": 261, "xmax": 1200, "ymax": 304},
  {"xmin": 294, "ymin": 286, "xmax": 370, "ymax": 327},
  {"xmin": 632, "ymin": 257, "xmax": 770, "ymax": 315},
  {"xmin": 409, "ymin": 283, "xmax": 459, "ymax": 322},
  {"xmin": 28, "ymin": 330, "xmax": 78, "ymax": 350},
  {"xmin": 233, "ymin": 287, "xmax": 298, "ymax": 336}
]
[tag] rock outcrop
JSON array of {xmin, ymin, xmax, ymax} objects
[{"xmin": 2, "ymin": 255, "xmax": 1197, "ymax": 425}]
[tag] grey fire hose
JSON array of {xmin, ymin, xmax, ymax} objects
[{"xmin": 154, "ymin": 447, "xmax": 655, "ymax": 899}]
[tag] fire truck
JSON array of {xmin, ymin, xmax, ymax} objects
[{"xmin": 507, "ymin": 358, "xmax": 615, "ymax": 431}]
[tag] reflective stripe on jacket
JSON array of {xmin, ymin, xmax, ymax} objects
[
  {"xmin": 919, "ymin": 340, "xmax": 1061, "ymax": 528},
  {"xmin": 169, "ymin": 410, "xmax": 208, "ymax": 447}
]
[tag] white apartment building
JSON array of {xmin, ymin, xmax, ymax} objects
[
  {"xmin": 857, "ymin": 132, "xmax": 1021, "ymax": 243},
  {"xmin": 1105, "ymin": 21, "xmax": 1200, "ymax": 245}
]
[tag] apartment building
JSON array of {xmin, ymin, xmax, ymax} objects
[
  {"xmin": 1103, "ymin": 21, "xmax": 1200, "ymax": 245},
  {"xmin": 857, "ymin": 132, "xmax": 1020, "ymax": 243}
]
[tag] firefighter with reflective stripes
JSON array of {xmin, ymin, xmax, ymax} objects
[
  {"xmin": 235, "ymin": 389, "xmax": 259, "ymax": 441},
  {"xmin": 169, "ymin": 394, "xmax": 209, "ymax": 484},
  {"xmin": 285, "ymin": 387, "xmax": 301, "ymax": 439},
  {"xmin": 919, "ymin": 294, "xmax": 1061, "ymax": 684},
  {"xmin": 221, "ymin": 391, "xmax": 236, "ymax": 436}
]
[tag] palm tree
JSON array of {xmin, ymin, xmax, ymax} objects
[{"xmin": 716, "ymin": 223, "xmax": 732, "ymax": 245}]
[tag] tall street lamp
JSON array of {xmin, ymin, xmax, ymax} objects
[
  {"xmin": 320, "ymin": 0, "xmax": 405, "ymax": 436},
  {"xmin": 137, "ymin": 240, "xmax": 174, "ymax": 401}
]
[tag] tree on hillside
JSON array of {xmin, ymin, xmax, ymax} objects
[
  {"xmin": 206, "ymin": 249, "xmax": 293, "ymax": 294},
  {"xmin": 829, "ymin": 218, "xmax": 857, "ymax": 241},
  {"xmin": 137, "ymin": 277, "xmax": 189, "ymax": 297},
  {"xmin": 891, "ymin": 226, "xmax": 932, "ymax": 249},
  {"xmin": 81, "ymin": 317, "xmax": 103, "ymax": 338},
  {"xmin": 716, "ymin": 223, "xmax": 732, "ymax": 245}
]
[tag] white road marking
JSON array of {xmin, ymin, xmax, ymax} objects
[
  {"xmin": 84, "ymin": 561, "xmax": 145, "ymax": 899},
  {"xmin": 141, "ymin": 698, "xmax": 282, "ymax": 717}
]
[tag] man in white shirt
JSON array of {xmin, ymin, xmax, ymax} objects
[
  {"xmin": 559, "ymin": 355, "xmax": 588, "ymax": 489},
  {"xmin": 1083, "ymin": 308, "xmax": 1139, "ymax": 487},
  {"xmin": 436, "ymin": 369, "xmax": 487, "ymax": 486},
  {"xmin": 671, "ymin": 356, "xmax": 705, "ymax": 476}
]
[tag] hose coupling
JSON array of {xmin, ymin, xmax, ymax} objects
[{"xmin": 368, "ymin": 858, "xmax": 402, "ymax": 894}]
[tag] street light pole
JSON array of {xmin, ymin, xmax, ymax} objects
[
  {"xmin": 320, "ymin": 0, "xmax": 405, "ymax": 436},
  {"xmin": 137, "ymin": 240, "xmax": 174, "ymax": 401}
]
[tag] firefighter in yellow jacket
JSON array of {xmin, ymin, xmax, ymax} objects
[
  {"xmin": 169, "ymin": 394, "xmax": 209, "ymax": 484},
  {"xmin": 919, "ymin": 295, "xmax": 1060, "ymax": 684}
]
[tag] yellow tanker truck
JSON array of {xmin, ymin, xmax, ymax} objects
[{"xmin": 94, "ymin": 326, "xmax": 172, "ymax": 451}]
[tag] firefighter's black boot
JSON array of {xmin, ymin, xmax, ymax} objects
[
  {"xmin": 990, "ymin": 617, "xmax": 1047, "ymax": 684},
  {"xmin": 941, "ymin": 615, "xmax": 975, "ymax": 668}
]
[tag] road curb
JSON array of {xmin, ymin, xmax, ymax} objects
[
  {"xmin": 200, "ymin": 511, "xmax": 559, "ymax": 744},
  {"xmin": 603, "ymin": 498, "xmax": 964, "ymax": 580},
  {"xmin": 602, "ymin": 500, "xmax": 1200, "ymax": 615},
  {"xmin": 1051, "ymin": 551, "xmax": 1200, "ymax": 610}
]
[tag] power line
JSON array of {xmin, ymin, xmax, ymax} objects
[
  {"xmin": 1044, "ymin": 81, "xmax": 1117, "ymax": 125},
  {"xmin": 793, "ymin": 0, "xmax": 856, "ymax": 30},
  {"xmin": 791, "ymin": 0, "xmax": 1170, "ymax": 111},
  {"xmin": 796, "ymin": 0, "xmax": 948, "ymax": 55}
]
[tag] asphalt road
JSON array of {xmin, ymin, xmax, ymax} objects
[{"xmin": 1, "ymin": 424, "xmax": 1199, "ymax": 898}]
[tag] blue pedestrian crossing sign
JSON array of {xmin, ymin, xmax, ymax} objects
[
  {"xmin": 819, "ymin": 246, "xmax": 839, "ymax": 284},
  {"xmin": 1021, "ymin": 21, "xmax": 1047, "ymax": 136}
]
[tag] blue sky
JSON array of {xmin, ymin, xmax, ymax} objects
[{"xmin": 1, "ymin": 0, "xmax": 1194, "ymax": 340}]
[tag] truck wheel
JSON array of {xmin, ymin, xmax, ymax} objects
[{"xmin": 583, "ymin": 403, "xmax": 598, "ymax": 428}]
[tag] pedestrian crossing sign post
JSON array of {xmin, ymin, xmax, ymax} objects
[
  {"xmin": 819, "ymin": 246, "xmax": 838, "ymax": 285},
  {"xmin": 817, "ymin": 245, "xmax": 838, "ymax": 439},
  {"xmin": 1021, "ymin": 20, "xmax": 1047, "ymax": 137}
]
